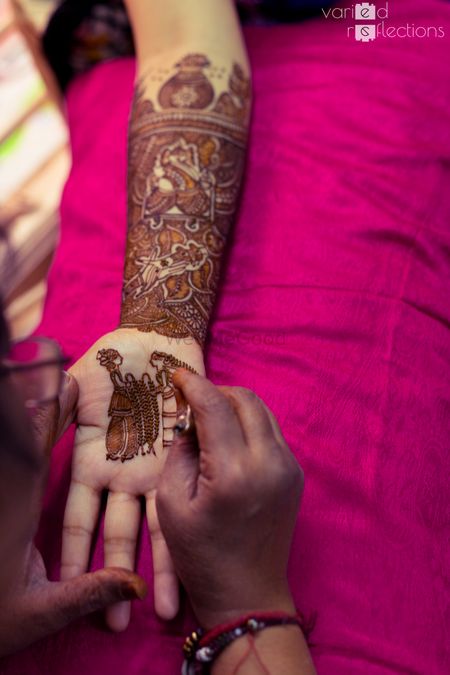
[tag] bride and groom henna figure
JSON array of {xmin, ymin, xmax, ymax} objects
[{"xmin": 97, "ymin": 348, "xmax": 196, "ymax": 462}]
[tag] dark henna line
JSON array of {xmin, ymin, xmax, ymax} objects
[
  {"xmin": 97, "ymin": 348, "xmax": 160, "ymax": 461},
  {"xmin": 97, "ymin": 349, "xmax": 198, "ymax": 461},
  {"xmin": 121, "ymin": 54, "xmax": 251, "ymax": 346},
  {"xmin": 149, "ymin": 351, "xmax": 198, "ymax": 448}
]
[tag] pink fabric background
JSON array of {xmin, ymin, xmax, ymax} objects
[{"xmin": 3, "ymin": 0, "xmax": 450, "ymax": 672}]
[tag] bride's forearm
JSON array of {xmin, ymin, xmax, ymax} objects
[
  {"xmin": 120, "ymin": 0, "xmax": 252, "ymax": 348},
  {"xmin": 123, "ymin": 0, "xmax": 249, "ymax": 73}
]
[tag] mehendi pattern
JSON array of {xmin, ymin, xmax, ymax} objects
[
  {"xmin": 120, "ymin": 54, "xmax": 251, "ymax": 346},
  {"xmin": 97, "ymin": 348, "xmax": 197, "ymax": 461}
]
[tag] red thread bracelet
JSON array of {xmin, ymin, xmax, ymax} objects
[
  {"xmin": 182, "ymin": 609, "xmax": 317, "ymax": 674},
  {"xmin": 201, "ymin": 610, "xmax": 299, "ymax": 645}
]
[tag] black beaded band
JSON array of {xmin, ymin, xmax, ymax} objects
[{"xmin": 182, "ymin": 612, "xmax": 304, "ymax": 674}]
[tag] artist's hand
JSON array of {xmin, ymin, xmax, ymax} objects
[
  {"xmin": 156, "ymin": 371, "xmax": 303, "ymax": 629},
  {"xmin": 61, "ymin": 328, "xmax": 205, "ymax": 631},
  {"xmin": 0, "ymin": 372, "xmax": 147, "ymax": 657}
]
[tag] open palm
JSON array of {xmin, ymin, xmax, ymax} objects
[{"xmin": 62, "ymin": 327, "xmax": 205, "ymax": 631}]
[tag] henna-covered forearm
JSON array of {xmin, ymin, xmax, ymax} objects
[{"xmin": 120, "ymin": 53, "xmax": 251, "ymax": 347}]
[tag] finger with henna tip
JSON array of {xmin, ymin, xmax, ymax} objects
[{"xmin": 37, "ymin": 568, "xmax": 147, "ymax": 632}]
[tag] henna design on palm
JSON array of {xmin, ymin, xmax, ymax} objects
[{"xmin": 97, "ymin": 348, "xmax": 197, "ymax": 462}]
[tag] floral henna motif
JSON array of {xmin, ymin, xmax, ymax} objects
[
  {"xmin": 120, "ymin": 54, "xmax": 251, "ymax": 346},
  {"xmin": 97, "ymin": 348, "xmax": 198, "ymax": 461}
]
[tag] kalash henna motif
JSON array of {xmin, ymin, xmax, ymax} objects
[
  {"xmin": 97, "ymin": 348, "xmax": 198, "ymax": 461},
  {"xmin": 120, "ymin": 54, "xmax": 251, "ymax": 346}
]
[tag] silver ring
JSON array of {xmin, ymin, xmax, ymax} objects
[{"xmin": 173, "ymin": 404, "xmax": 195, "ymax": 436}]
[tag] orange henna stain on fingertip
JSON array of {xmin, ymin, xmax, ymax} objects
[
  {"xmin": 130, "ymin": 577, "xmax": 148, "ymax": 600},
  {"xmin": 172, "ymin": 368, "xmax": 193, "ymax": 385}
]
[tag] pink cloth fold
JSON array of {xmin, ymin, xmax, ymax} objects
[{"xmin": 2, "ymin": 1, "xmax": 450, "ymax": 672}]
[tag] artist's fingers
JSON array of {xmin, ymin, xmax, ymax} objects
[
  {"xmin": 219, "ymin": 387, "xmax": 280, "ymax": 449},
  {"xmin": 104, "ymin": 492, "xmax": 141, "ymax": 632},
  {"xmin": 146, "ymin": 490, "xmax": 179, "ymax": 620},
  {"xmin": 158, "ymin": 430, "xmax": 199, "ymax": 504},
  {"xmin": 172, "ymin": 370, "xmax": 246, "ymax": 461},
  {"xmin": 219, "ymin": 387, "xmax": 300, "ymax": 470},
  {"xmin": 61, "ymin": 480, "xmax": 101, "ymax": 581}
]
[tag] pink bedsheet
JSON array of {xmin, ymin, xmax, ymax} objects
[{"xmin": 3, "ymin": 0, "xmax": 450, "ymax": 672}]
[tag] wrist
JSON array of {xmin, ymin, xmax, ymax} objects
[
  {"xmin": 211, "ymin": 623, "xmax": 315, "ymax": 675},
  {"xmin": 115, "ymin": 327, "xmax": 205, "ymax": 373},
  {"xmin": 192, "ymin": 590, "xmax": 296, "ymax": 631},
  {"xmin": 183, "ymin": 609, "xmax": 313, "ymax": 675},
  {"xmin": 119, "ymin": 309, "xmax": 207, "ymax": 352}
]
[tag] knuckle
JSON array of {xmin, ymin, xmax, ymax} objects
[
  {"xmin": 281, "ymin": 456, "xmax": 304, "ymax": 494},
  {"xmin": 266, "ymin": 452, "xmax": 302, "ymax": 492},
  {"xmin": 231, "ymin": 387, "xmax": 260, "ymax": 406},
  {"xmin": 196, "ymin": 391, "xmax": 228, "ymax": 416},
  {"xmin": 63, "ymin": 523, "xmax": 92, "ymax": 538},
  {"xmin": 214, "ymin": 463, "xmax": 250, "ymax": 502},
  {"xmin": 103, "ymin": 535, "xmax": 135, "ymax": 553}
]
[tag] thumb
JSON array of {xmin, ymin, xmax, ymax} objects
[{"xmin": 37, "ymin": 568, "xmax": 147, "ymax": 632}]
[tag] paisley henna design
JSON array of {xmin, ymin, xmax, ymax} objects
[
  {"xmin": 120, "ymin": 54, "xmax": 251, "ymax": 346},
  {"xmin": 97, "ymin": 348, "xmax": 198, "ymax": 461}
]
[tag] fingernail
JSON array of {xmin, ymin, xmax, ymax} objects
[
  {"xmin": 59, "ymin": 371, "xmax": 76, "ymax": 409},
  {"xmin": 174, "ymin": 386, "xmax": 184, "ymax": 407},
  {"xmin": 61, "ymin": 371, "xmax": 72, "ymax": 392},
  {"xmin": 173, "ymin": 368, "xmax": 192, "ymax": 382},
  {"xmin": 130, "ymin": 578, "xmax": 148, "ymax": 600}
]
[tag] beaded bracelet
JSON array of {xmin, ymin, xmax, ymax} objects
[{"xmin": 182, "ymin": 610, "xmax": 315, "ymax": 674}]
